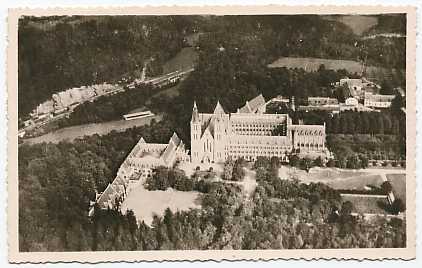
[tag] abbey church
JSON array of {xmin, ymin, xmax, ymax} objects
[{"xmin": 190, "ymin": 94, "xmax": 328, "ymax": 164}]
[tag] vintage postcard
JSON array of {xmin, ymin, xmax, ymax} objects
[{"xmin": 7, "ymin": 5, "xmax": 416, "ymax": 263}]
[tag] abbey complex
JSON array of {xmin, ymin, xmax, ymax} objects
[
  {"xmin": 93, "ymin": 94, "xmax": 328, "ymax": 211},
  {"xmin": 191, "ymin": 95, "xmax": 327, "ymax": 163}
]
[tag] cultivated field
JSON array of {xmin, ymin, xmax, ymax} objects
[
  {"xmin": 280, "ymin": 166, "xmax": 386, "ymax": 190},
  {"xmin": 23, "ymin": 115, "xmax": 162, "ymax": 145},
  {"xmin": 268, "ymin": 57, "xmax": 375, "ymax": 73},
  {"xmin": 121, "ymin": 185, "xmax": 201, "ymax": 225},
  {"xmin": 268, "ymin": 56, "xmax": 397, "ymax": 83}
]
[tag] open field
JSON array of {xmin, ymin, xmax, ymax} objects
[
  {"xmin": 121, "ymin": 185, "xmax": 201, "ymax": 225},
  {"xmin": 322, "ymin": 15, "xmax": 378, "ymax": 35},
  {"xmin": 387, "ymin": 174, "xmax": 406, "ymax": 202},
  {"xmin": 23, "ymin": 115, "xmax": 161, "ymax": 145},
  {"xmin": 279, "ymin": 166, "xmax": 405, "ymax": 191},
  {"xmin": 163, "ymin": 47, "xmax": 198, "ymax": 74},
  {"xmin": 268, "ymin": 57, "xmax": 382, "ymax": 74},
  {"xmin": 341, "ymin": 194, "xmax": 388, "ymax": 214}
]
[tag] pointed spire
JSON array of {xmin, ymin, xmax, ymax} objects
[
  {"xmin": 213, "ymin": 100, "xmax": 225, "ymax": 114},
  {"xmin": 191, "ymin": 100, "xmax": 199, "ymax": 122}
]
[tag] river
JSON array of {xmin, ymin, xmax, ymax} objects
[{"xmin": 23, "ymin": 115, "xmax": 162, "ymax": 145}]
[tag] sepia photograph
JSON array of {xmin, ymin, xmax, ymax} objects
[{"xmin": 7, "ymin": 5, "xmax": 416, "ymax": 262}]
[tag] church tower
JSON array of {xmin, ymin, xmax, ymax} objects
[
  {"xmin": 190, "ymin": 101, "xmax": 201, "ymax": 163},
  {"xmin": 212, "ymin": 101, "xmax": 228, "ymax": 163}
]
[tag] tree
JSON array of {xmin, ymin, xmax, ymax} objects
[
  {"xmin": 254, "ymin": 156, "xmax": 270, "ymax": 170},
  {"xmin": 232, "ymin": 158, "xmax": 246, "ymax": 181},
  {"xmin": 270, "ymin": 156, "xmax": 280, "ymax": 171},
  {"xmin": 299, "ymin": 158, "xmax": 313, "ymax": 172},
  {"xmin": 359, "ymin": 154, "xmax": 369, "ymax": 169},
  {"xmin": 271, "ymin": 124, "xmax": 287, "ymax": 136},
  {"xmin": 326, "ymin": 158, "xmax": 335, "ymax": 167},
  {"xmin": 313, "ymin": 156, "xmax": 324, "ymax": 167},
  {"xmin": 346, "ymin": 155, "xmax": 360, "ymax": 169},
  {"xmin": 380, "ymin": 80, "xmax": 394, "ymax": 95},
  {"xmin": 391, "ymin": 198, "xmax": 405, "ymax": 214},
  {"xmin": 381, "ymin": 181, "xmax": 393, "ymax": 194},
  {"xmin": 288, "ymin": 154, "xmax": 300, "ymax": 167},
  {"xmin": 390, "ymin": 93, "xmax": 405, "ymax": 116},
  {"xmin": 223, "ymin": 157, "xmax": 235, "ymax": 180}
]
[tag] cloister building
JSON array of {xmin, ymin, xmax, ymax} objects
[{"xmin": 91, "ymin": 132, "xmax": 189, "ymax": 213}]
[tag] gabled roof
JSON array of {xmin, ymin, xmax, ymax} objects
[
  {"xmin": 201, "ymin": 117, "xmax": 214, "ymax": 138},
  {"xmin": 213, "ymin": 101, "xmax": 225, "ymax": 114},
  {"xmin": 238, "ymin": 94, "xmax": 266, "ymax": 113},
  {"xmin": 161, "ymin": 132, "xmax": 181, "ymax": 164},
  {"xmin": 248, "ymin": 94, "xmax": 266, "ymax": 112}
]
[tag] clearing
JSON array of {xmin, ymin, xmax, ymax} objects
[
  {"xmin": 162, "ymin": 47, "xmax": 198, "ymax": 74},
  {"xmin": 322, "ymin": 15, "xmax": 378, "ymax": 36},
  {"xmin": 121, "ymin": 185, "xmax": 201, "ymax": 226},
  {"xmin": 341, "ymin": 194, "xmax": 388, "ymax": 214},
  {"xmin": 268, "ymin": 56, "xmax": 383, "ymax": 74},
  {"xmin": 279, "ymin": 166, "xmax": 405, "ymax": 191}
]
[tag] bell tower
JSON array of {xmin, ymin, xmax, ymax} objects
[{"xmin": 190, "ymin": 101, "xmax": 201, "ymax": 163}]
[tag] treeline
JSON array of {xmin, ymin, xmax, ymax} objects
[
  {"xmin": 19, "ymin": 15, "xmax": 200, "ymax": 116},
  {"xmin": 327, "ymin": 134, "xmax": 403, "ymax": 162}
]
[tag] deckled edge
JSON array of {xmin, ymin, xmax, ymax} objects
[{"xmin": 6, "ymin": 4, "xmax": 418, "ymax": 263}]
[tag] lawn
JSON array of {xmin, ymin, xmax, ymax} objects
[
  {"xmin": 121, "ymin": 185, "xmax": 201, "ymax": 225},
  {"xmin": 387, "ymin": 173, "xmax": 406, "ymax": 203},
  {"xmin": 341, "ymin": 194, "xmax": 388, "ymax": 214}
]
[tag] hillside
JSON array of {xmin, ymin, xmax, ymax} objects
[{"xmin": 18, "ymin": 15, "xmax": 202, "ymax": 117}]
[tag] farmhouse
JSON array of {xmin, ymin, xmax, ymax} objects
[
  {"xmin": 364, "ymin": 92, "xmax": 395, "ymax": 109},
  {"xmin": 308, "ymin": 97, "xmax": 338, "ymax": 106},
  {"xmin": 337, "ymin": 77, "xmax": 379, "ymax": 100},
  {"xmin": 191, "ymin": 95, "xmax": 328, "ymax": 164}
]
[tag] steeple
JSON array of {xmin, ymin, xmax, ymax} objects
[
  {"xmin": 191, "ymin": 101, "xmax": 199, "ymax": 122},
  {"xmin": 213, "ymin": 100, "xmax": 225, "ymax": 114}
]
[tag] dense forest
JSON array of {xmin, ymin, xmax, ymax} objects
[
  {"xmin": 18, "ymin": 14, "xmax": 406, "ymax": 118},
  {"xmin": 18, "ymin": 15, "xmax": 200, "ymax": 116},
  {"xmin": 19, "ymin": 126, "xmax": 406, "ymax": 251}
]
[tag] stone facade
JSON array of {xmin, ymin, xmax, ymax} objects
[{"xmin": 190, "ymin": 95, "xmax": 328, "ymax": 164}]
